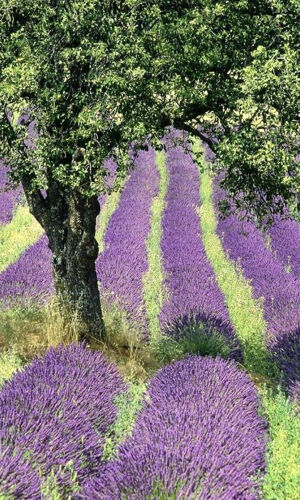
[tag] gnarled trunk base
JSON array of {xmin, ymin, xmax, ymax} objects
[{"xmin": 45, "ymin": 188, "xmax": 105, "ymax": 342}]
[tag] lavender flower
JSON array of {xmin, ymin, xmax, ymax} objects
[
  {"xmin": 82, "ymin": 356, "xmax": 267, "ymax": 499},
  {"xmin": 0, "ymin": 343, "xmax": 127, "ymax": 498}
]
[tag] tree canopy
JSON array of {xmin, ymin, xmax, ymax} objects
[{"xmin": 1, "ymin": 1, "xmax": 298, "ymax": 218}]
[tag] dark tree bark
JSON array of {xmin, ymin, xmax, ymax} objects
[{"xmin": 22, "ymin": 177, "xmax": 106, "ymax": 342}]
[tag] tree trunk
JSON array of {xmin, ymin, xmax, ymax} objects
[
  {"xmin": 49, "ymin": 190, "xmax": 105, "ymax": 342},
  {"xmin": 23, "ymin": 179, "xmax": 106, "ymax": 342}
]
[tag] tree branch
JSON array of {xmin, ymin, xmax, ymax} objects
[
  {"xmin": 21, "ymin": 174, "xmax": 49, "ymax": 229},
  {"xmin": 173, "ymin": 119, "xmax": 217, "ymax": 152}
]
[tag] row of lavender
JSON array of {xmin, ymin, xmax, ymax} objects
[
  {"xmin": 212, "ymin": 171, "xmax": 300, "ymax": 402},
  {"xmin": 0, "ymin": 344, "xmax": 266, "ymax": 499},
  {"xmin": 159, "ymin": 131, "xmax": 240, "ymax": 357}
]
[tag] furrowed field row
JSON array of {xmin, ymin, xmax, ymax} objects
[
  {"xmin": 200, "ymin": 142, "xmax": 300, "ymax": 497},
  {"xmin": 213, "ymin": 166, "xmax": 300, "ymax": 395},
  {"xmin": 96, "ymin": 147, "xmax": 159, "ymax": 335},
  {"xmin": 192, "ymin": 139, "xmax": 269, "ymax": 374},
  {"xmin": 158, "ymin": 130, "xmax": 240, "ymax": 359},
  {"xmin": 143, "ymin": 148, "xmax": 169, "ymax": 344}
]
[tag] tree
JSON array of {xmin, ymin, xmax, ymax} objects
[{"xmin": 0, "ymin": 0, "xmax": 299, "ymax": 341}]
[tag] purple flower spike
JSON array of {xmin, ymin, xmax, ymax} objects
[
  {"xmin": 0, "ymin": 343, "xmax": 127, "ymax": 498},
  {"xmin": 82, "ymin": 356, "xmax": 266, "ymax": 499}
]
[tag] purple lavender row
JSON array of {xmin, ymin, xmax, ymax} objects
[
  {"xmin": 268, "ymin": 215, "xmax": 300, "ymax": 280},
  {"xmin": 268, "ymin": 155, "xmax": 300, "ymax": 283},
  {"xmin": 96, "ymin": 147, "xmax": 159, "ymax": 333},
  {"xmin": 0, "ymin": 162, "xmax": 22, "ymax": 224},
  {"xmin": 0, "ymin": 343, "xmax": 127, "ymax": 499},
  {"xmin": 159, "ymin": 130, "xmax": 239, "ymax": 356},
  {"xmin": 268, "ymin": 213, "xmax": 300, "ymax": 401},
  {"xmin": 0, "ymin": 234, "xmax": 54, "ymax": 308},
  {"xmin": 82, "ymin": 355, "xmax": 266, "ymax": 499},
  {"xmin": 213, "ymin": 173, "xmax": 300, "ymax": 396}
]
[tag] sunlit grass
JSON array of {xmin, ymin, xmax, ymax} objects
[
  {"xmin": 143, "ymin": 149, "xmax": 169, "ymax": 344},
  {"xmin": 0, "ymin": 205, "xmax": 43, "ymax": 274},
  {"xmin": 102, "ymin": 378, "xmax": 147, "ymax": 461},
  {"xmin": 0, "ymin": 347, "xmax": 24, "ymax": 388},
  {"xmin": 260, "ymin": 388, "xmax": 300, "ymax": 500},
  {"xmin": 192, "ymin": 138, "xmax": 273, "ymax": 376},
  {"xmin": 96, "ymin": 189, "xmax": 123, "ymax": 254},
  {"xmin": 0, "ymin": 301, "xmax": 79, "ymax": 363}
]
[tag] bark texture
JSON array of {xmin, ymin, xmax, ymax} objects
[{"xmin": 23, "ymin": 178, "xmax": 105, "ymax": 342}]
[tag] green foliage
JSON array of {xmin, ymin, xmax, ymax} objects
[
  {"xmin": 149, "ymin": 479, "xmax": 202, "ymax": 500},
  {"xmin": 1, "ymin": 0, "xmax": 297, "ymax": 216},
  {"xmin": 102, "ymin": 379, "xmax": 146, "ymax": 461},
  {"xmin": 214, "ymin": 3, "xmax": 300, "ymax": 222},
  {"xmin": 152, "ymin": 323, "xmax": 233, "ymax": 366},
  {"xmin": 192, "ymin": 139, "xmax": 274, "ymax": 376},
  {"xmin": 0, "ymin": 347, "xmax": 24, "ymax": 388},
  {"xmin": 96, "ymin": 189, "xmax": 124, "ymax": 254},
  {"xmin": 40, "ymin": 460, "xmax": 81, "ymax": 500},
  {"xmin": 0, "ymin": 205, "xmax": 43, "ymax": 273},
  {"xmin": 0, "ymin": 493, "xmax": 14, "ymax": 500},
  {"xmin": 261, "ymin": 389, "xmax": 300, "ymax": 500},
  {"xmin": 143, "ymin": 149, "xmax": 169, "ymax": 344}
]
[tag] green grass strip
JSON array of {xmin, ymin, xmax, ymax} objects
[
  {"xmin": 192, "ymin": 138, "xmax": 270, "ymax": 375},
  {"xmin": 261, "ymin": 389, "xmax": 300, "ymax": 500},
  {"xmin": 102, "ymin": 379, "xmax": 147, "ymax": 461},
  {"xmin": 143, "ymin": 150, "xmax": 169, "ymax": 344},
  {"xmin": 0, "ymin": 205, "xmax": 43, "ymax": 274},
  {"xmin": 96, "ymin": 190, "xmax": 123, "ymax": 254},
  {"xmin": 0, "ymin": 348, "xmax": 24, "ymax": 389}
]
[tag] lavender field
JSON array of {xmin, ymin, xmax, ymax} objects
[{"xmin": 0, "ymin": 131, "xmax": 300, "ymax": 499}]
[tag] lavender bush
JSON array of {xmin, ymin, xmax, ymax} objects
[
  {"xmin": 82, "ymin": 355, "xmax": 267, "ymax": 499},
  {"xmin": 0, "ymin": 343, "xmax": 127, "ymax": 498},
  {"xmin": 159, "ymin": 131, "xmax": 239, "ymax": 357}
]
